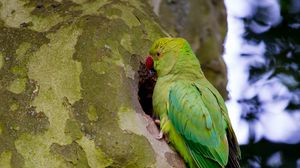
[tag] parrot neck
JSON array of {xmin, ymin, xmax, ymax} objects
[
  {"xmin": 173, "ymin": 65, "xmax": 204, "ymax": 81},
  {"xmin": 171, "ymin": 51, "xmax": 205, "ymax": 80},
  {"xmin": 156, "ymin": 60, "xmax": 203, "ymax": 79},
  {"xmin": 155, "ymin": 44, "xmax": 205, "ymax": 79}
]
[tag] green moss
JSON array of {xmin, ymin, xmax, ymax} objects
[
  {"xmin": 92, "ymin": 55, "xmax": 136, "ymax": 79},
  {"xmin": 50, "ymin": 142, "xmax": 89, "ymax": 167},
  {"xmin": 9, "ymin": 103, "xmax": 19, "ymax": 111},
  {"xmin": 0, "ymin": 0, "xmax": 82, "ymax": 32},
  {"xmin": 10, "ymin": 66, "xmax": 27, "ymax": 77},
  {"xmin": 0, "ymin": 151, "xmax": 12, "ymax": 168},
  {"xmin": 143, "ymin": 19, "xmax": 166, "ymax": 42},
  {"xmin": 103, "ymin": 7, "xmax": 122, "ymax": 17},
  {"xmin": 91, "ymin": 61, "xmax": 110, "ymax": 75},
  {"xmin": 30, "ymin": 14, "xmax": 65, "ymax": 32},
  {"xmin": 70, "ymin": 11, "xmax": 157, "ymax": 166},
  {"xmin": 15, "ymin": 133, "xmax": 69, "ymax": 168},
  {"xmin": 0, "ymin": 87, "xmax": 49, "ymax": 168},
  {"xmin": 0, "ymin": 25, "xmax": 49, "ymax": 93},
  {"xmin": 77, "ymin": 136, "xmax": 112, "ymax": 168},
  {"xmin": 0, "ymin": 25, "xmax": 50, "ymax": 167},
  {"xmin": 15, "ymin": 25, "xmax": 83, "ymax": 167},
  {"xmin": 0, "ymin": 0, "xmax": 33, "ymax": 28},
  {"xmin": 7, "ymin": 78, "xmax": 27, "ymax": 94},
  {"xmin": 0, "ymin": 0, "xmax": 172, "ymax": 167},
  {"xmin": 27, "ymin": 0, "xmax": 79, "ymax": 17},
  {"xmin": 128, "ymin": 0, "xmax": 147, "ymax": 13},
  {"xmin": 70, "ymin": 0, "xmax": 88, "ymax": 4},
  {"xmin": 0, "ymin": 52, "xmax": 3, "ymax": 69},
  {"xmin": 118, "ymin": 106, "xmax": 143, "ymax": 135},
  {"xmin": 24, "ymin": 0, "xmax": 83, "ymax": 32},
  {"xmin": 70, "ymin": 0, "xmax": 110, "ymax": 16},
  {"xmin": 16, "ymin": 42, "xmax": 31, "ymax": 61},
  {"xmin": 28, "ymin": 25, "xmax": 82, "ymax": 104},
  {"xmin": 64, "ymin": 119, "xmax": 83, "ymax": 141},
  {"xmin": 103, "ymin": 4, "xmax": 141, "ymax": 28},
  {"xmin": 87, "ymin": 105, "xmax": 98, "ymax": 122},
  {"xmin": 120, "ymin": 34, "xmax": 133, "ymax": 53}
]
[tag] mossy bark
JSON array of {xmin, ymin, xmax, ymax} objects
[
  {"xmin": 0, "ymin": 0, "xmax": 227, "ymax": 168},
  {"xmin": 0, "ymin": 0, "xmax": 184, "ymax": 167}
]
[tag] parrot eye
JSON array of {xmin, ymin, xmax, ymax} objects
[{"xmin": 156, "ymin": 52, "xmax": 161, "ymax": 57}]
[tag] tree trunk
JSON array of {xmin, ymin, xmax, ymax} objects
[{"xmin": 0, "ymin": 0, "xmax": 227, "ymax": 167}]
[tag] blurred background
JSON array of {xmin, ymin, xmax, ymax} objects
[
  {"xmin": 152, "ymin": 0, "xmax": 300, "ymax": 167},
  {"xmin": 224, "ymin": 0, "xmax": 300, "ymax": 167}
]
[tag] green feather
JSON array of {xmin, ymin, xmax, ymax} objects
[{"xmin": 169, "ymin": 81, "xmax": 228, "ymax": 167}]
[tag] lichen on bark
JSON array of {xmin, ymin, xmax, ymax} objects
[{"xmin": 0, "ymin": 0, "xmax": 185, "ymax": 167}]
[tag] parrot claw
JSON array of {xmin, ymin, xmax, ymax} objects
[
  {"xmin": 154, "ymin": 119, "xmax": 160, "ymax": 125},
  {"xmin": 155, "ymin": 131, "xmax": 163, "ymax": 140}
]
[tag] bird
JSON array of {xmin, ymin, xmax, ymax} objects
[{"xmin": 145, "ymin": 37, "xmax": 241, "ymax": 168}]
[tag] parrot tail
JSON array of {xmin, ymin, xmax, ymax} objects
[{"xmin": 226, "ymin": 127, "xmax": 241, "ymax": 168}]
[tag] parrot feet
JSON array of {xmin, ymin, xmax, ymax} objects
[
  {"xmin": 154, "ymin": 119, "xmax": 160, "ymax": 125},
  {"xmin": 155, "ymin": 131, "xmax": 163, "ymax": 140},
  {"xmin": 154, "ymin": 119, "xmax": 163, "ymax": 140},
  {"xmin": 153, "ymin": 119, "xmax": 169, "ymax": 142}
]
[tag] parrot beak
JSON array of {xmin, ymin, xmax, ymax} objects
[
  {"xmin": 146, "ymin": 56, "xmax": 153, "ymax": 70},
  {"xmin": 145, "ymin": 56, "xmax": 156, "ymax": 76}
]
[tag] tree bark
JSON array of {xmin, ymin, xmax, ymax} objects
[{"xmin": 0, "ymin": 0, "xmax": 227, "ymax": 167}]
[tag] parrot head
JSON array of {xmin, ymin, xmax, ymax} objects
[{"xmin": 145, "ymin": 37, "xmax": 200, "ymax": 77}]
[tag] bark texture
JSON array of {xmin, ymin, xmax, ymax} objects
[{"xmin": 0, "ymin": 0, "xmax": 227, "ymax": 167}]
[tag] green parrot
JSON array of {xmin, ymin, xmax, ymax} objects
[{"xmin": 145, "ymin": 38, "xmax": 241, "ymax": 168}]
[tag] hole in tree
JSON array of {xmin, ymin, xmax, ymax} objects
[{"xmin": 138, "ymin": 62, "xmax": 157, "ymax": 118}]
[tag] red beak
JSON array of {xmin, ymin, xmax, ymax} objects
[{"xmin": 145, "ymin": 56, "xmax": 154, "ymax": 70}]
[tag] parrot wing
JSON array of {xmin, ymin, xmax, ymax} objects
[
  {"xmin": 200, "ymin": 80, "xmax": 241, "ymax": 167},
  {"xmin": 168, "ymin": 81, "xmax": 229, "ymax": 167}
]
